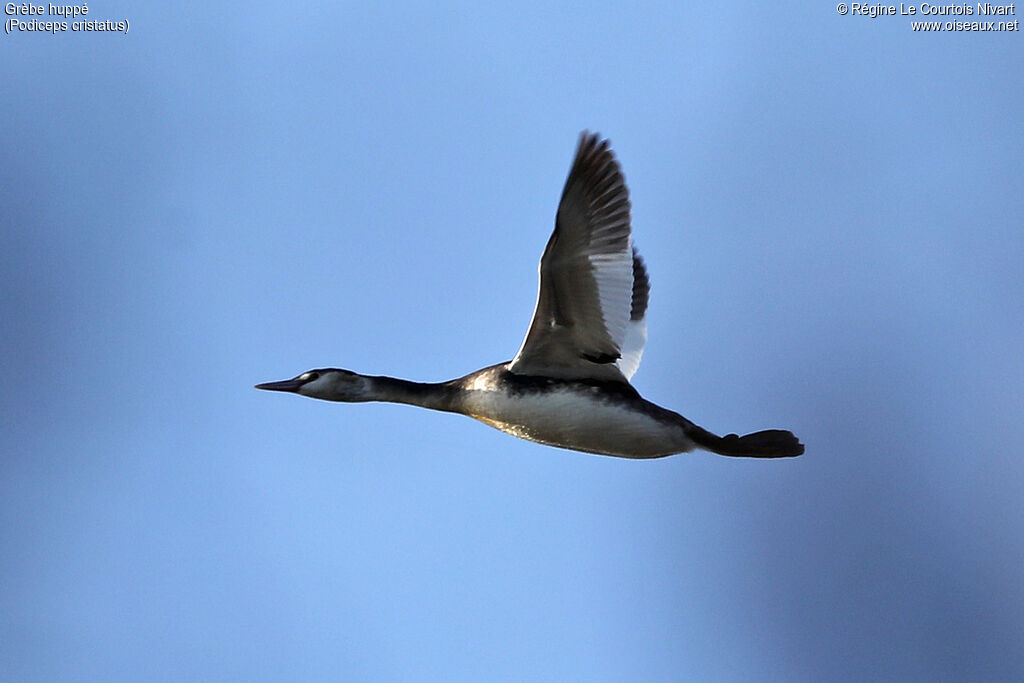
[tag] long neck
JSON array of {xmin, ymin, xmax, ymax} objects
[{"xmin": 365, "ymin": 375, "xmax": 460, "ymax": 413}]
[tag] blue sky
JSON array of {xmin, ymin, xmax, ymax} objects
[{"xmin": 2, "ymin": 2, "xmax": 1022, "ymax": 680}]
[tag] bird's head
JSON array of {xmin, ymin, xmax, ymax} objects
[{"xmin": 255, "ymin": 368, "xmax": 372, "ymax": 402}]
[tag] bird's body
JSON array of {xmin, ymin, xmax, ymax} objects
[
  {"xmin": 257, "ymin": 133, "xmax": 804, "ymax": 460},
  {"xmin": 451, "ymin": 363, "xmax": 692, "ymax": 459}
]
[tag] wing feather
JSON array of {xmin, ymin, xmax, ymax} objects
[{"xmin": 510, "ymin": 132, "xmax": 649, "ymax": 382}]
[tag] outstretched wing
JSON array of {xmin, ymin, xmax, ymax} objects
[{"xmin": 509, "ymin": 132, "xmax": 649, "ymax": 382}]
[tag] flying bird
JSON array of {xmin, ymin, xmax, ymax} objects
[{"xmin": 257, "ymin": 133, "xmax": 803, "ymax": 459}]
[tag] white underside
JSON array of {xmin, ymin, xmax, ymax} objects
[{"xmin": 459, "ymin": 385, "xmax": 692, "ymax": 459}]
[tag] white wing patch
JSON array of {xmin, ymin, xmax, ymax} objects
[
  {"xmin": 616, "ymin": 317, "xmax": 647, "ymax": 380},
  {"xmin": 588, "ymin": 249, "xmax": 634, "ymax": 354}
]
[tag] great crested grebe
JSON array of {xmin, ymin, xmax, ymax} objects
[{"xmin": 257, "ymin": 132, "xmax": 803, "ymax": 459}]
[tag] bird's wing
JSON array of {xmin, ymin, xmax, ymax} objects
[{"xmin": 509, "ymin": 132, "xmax": 650, "ymax": 382}]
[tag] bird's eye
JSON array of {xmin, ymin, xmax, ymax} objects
[{"xmin": 304, "ymin": 372, "xmax": 320, "ymax": 381}]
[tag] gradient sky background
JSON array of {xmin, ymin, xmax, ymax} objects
[{"xmin": 3, "ymin": 2, "xmax": 1023, "ymax": 681}]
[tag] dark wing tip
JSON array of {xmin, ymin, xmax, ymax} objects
[
  {"xmin": 559, "ymin": 131, "xmax": 631, "ymax": 249},
  {"xmin": 577, "ymin": 130, "xmax": 607, "ymax": 154}
]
